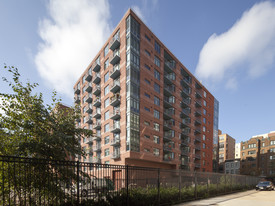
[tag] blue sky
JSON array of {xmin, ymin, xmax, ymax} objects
[{"xmin": 1, "ymin": 0, "xmax": 275, "ymax": 143}]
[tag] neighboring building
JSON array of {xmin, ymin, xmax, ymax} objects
[
  {"xmin": 235, "ymin": 143, "xmax": 241, "ymax": 159},
  {"xmin": 212, "ymin": 99, "xmax": 219, "ymax": 172},
  {"xmin": 224, "ymin": 159, "xmax": 240, "ymax": 174},
  {"xmin": 218, "ymin": 131, "xmax": 236, "ymax": 163},
  {"xmin": 73, "ymin": 9, "xmax": 218, "ymax": 172},
  {"xmin": 240, "ymin": 131, "xmax": 275, "ymax": 176}
]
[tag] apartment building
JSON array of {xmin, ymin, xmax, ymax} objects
[
  {"xmin": 73, "ymin": 9, "xmax": 218, "ymax": 172},
  {"xmin": 224, "ymin": 159, "xmax": 240, "ymax": 174},
  {"xmin": 240, "ymin": 131, "xmax": 275, "ymax": 176},
  {"xmin": 218, "ymin": 131, "xmax": 235, "ymax": 163}
]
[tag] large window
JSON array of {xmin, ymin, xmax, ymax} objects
[
  {"xmin": 154, "ymin": 122, "xmax": 160, "ymax": 131},
  {"xmin": 104, "ymin": 148, "xmax": 110, "ymax": 156},
  {"xmin": 104, "ymin": 59, "xmax": 109, "ymax": 70},
  {"xmin": 154, "ymin": 69, "xmax": 160, "ymax": 80},
  {"xmin": 153, "ymin": 148, "xmax": 160, "ymax": 156},
  {"xmin": 155, "ymin": 41, "xmax": 160, "ymax": 54},
  {"xmin": 104, "ymin": 85, "xmax": 109, "ymax": 95},
  {"xmin": 154, "ymin": 96, "xmax": 160, "ymax": 106},
  {"xmin": 104, "ymin": 123, "xmax": 110, "ymax": 132},
  {"xmin": 104, "ymin": 72, "xmax": 109, "ymax": 82},
  {"xmin": 154, "ymin": 110, "xmax": 160, "ymax": 119},
  {"xmin": 104, "ymin": 136, "xmax": 110, "ymax": 144},
  {"xmin": 154, "ymin": 135, "xmax": 160, "ymax": 144},
  {"xmin": 104, "ymin": 44, "xmax": 109, "ymax": 57},
  {"xmin": 104, "ymin": 110, "xmax": 109, "ymax": 120},
  {"xmin": 154, "ymin": 56, "xmax": 160, "ymax": 67},
  {"xmin": 154, "ymin": 83, "xmax": 160, "ymax": 93},
  {"xmin": 104, "ymin": 98, "xmax": 110, "ymax": 108}
]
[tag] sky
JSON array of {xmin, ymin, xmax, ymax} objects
[{"xmin": 0, "ymin": 0, "xmax": 275, "ymax": 143}]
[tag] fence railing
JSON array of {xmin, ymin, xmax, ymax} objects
[{"xmin": 0, "ymin": 156, "xmax": 260, "ymax": 206}]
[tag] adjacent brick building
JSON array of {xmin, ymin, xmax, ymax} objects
[
  {"xmin": 218, "ymin": 131, "xmax": 236, "ymax": 163},
  {"xmin": 73, "ymin": 9, "xmax": 218, "ymax": 172},
  {"xmin": 240, "ymin": 131, "xmax": 275, "ymax": 176}
]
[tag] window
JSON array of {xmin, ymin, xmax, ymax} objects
[
  {"xmin": 154, "ymin": 96, "xmax": 160, "ymax": 106},
  {"xmin": 203, "ymin": 100, "xmax": 207, "ymax": 106},
  {"xmin": 155, "ymin": 41, "xmax": 160, "ymax": 54},
  {"xmin": 203, "ymin": 109, "xmax": 206, "ymax": 115},
  {"xmin": 203, "ymin": 126, "xmax": 206, "ymax": 132},
  {"xmin": 248, "ymin": 150, "xmax": 256, "ymax": 155},
  {"xmin": 104, "ymin": 85, "xmax": 109, "ymax": 95},
  {"xmin": 144, "ymin": 121, "xmax": 150, "ymax": 126},
  {"xmin": 104, "ymin": 110, "xmax": 109, "ymax": 120},
  {"xmin": 154, "ymin": 122, "xmax": 160, "ymax": 131},
  {"xmin": 203, "ymin": 118, "xmax": 206, "ymax": 124},
  {"xmin": 145, "ymin": 34, "xmax": 151, "ymax": 42},
  {"xmin": 154, "ymin": 69, "xmax": 160, "ymax": 80},
  {"xmin": 144, "ymin": 148, "xmax": 150, "ymax": 152},
  {"xmin": 145, "ymin": 50, "xmax": 150, "ymax": 56},
  {"xmin": 145, "ymin": 64, "xmax": 151, "ymax": 71},
  {"xmin": 145, "ymin": 135, "xmax": 150, "ymax": 139},
  {"xmin": 204, "ymin": 91, "xmax": 207, "ymax": 97},
  {"xmin": 104, "ymin": 148, "xmax": 110, "ymax": 156},
  {"xmin": 104, "ymin": 123, "xmax": 110, "ymax": 132},
  {"xmin": 105, "ymin": 136, "xmax": 110, "ymax": 144},
  {"xmin": 203, "ymin": 135, "xmax": 206, "ymax": 141},
  {"xmin": 271, "ymin": 141, "xmax": 275, "ymax": 145},
  {"xmin": 104, "ymin": 72, "xmax": 109, "ymax": 82},
  {"xmin": 154, "ymin": 110, "xmax": 160, "ymax": 119},
  {"xmin": 248, "ymin": 144, "xmax": 256, "ymax": 148},
  {"xmin": 104, "ymin": 98, "xmax": 110, "ymax": 108},
  {"xmin": 104, "ymin": 59, "xmax": 109, "ymax": 70},
  {"xmin": 154, "ymin": 56, "xmax": 160, "ymax": 67},
  {"xmin": 105, "ymin": 161, "xmax": 110, "ymax": 164},
  {"xmin": 242, "ymin": 146, "xmax": 245, "ymax": 150},
  {"xmin": 153, "ymin": 148, "xmax": 160, "ymax": 156},
  {"xmin": 203, "ymin": 143, "xmax": 206, "ymax": 149},
  {"xmin": 154, "ymin": 83, "xmax": 160, "ymax": 93},
  {"xmin": 104, "ymin": 44, "xmax": 109, "ymax": 57},
  {"xmin": 262, "ymin": 142, "xmax": 265, "ymax": 147},
  {"xmin": 82, "ymin": 76, "xmax": 85, "ymax": 84},
  {"xmin": 154, "ymin": 135, "xmax": 160, "ymax": 144},
  {"xmin": 145, "ymin": 79, "xmax": 151, "ymax": 85},
  {"xmin": 144, "ymin": 107, "xmax": 150, "ymax": 112},
  {"xmin": 144, "ymin": 92, "xmax": 150, "ymax": 98}
]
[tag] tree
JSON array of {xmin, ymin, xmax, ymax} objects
[{"xmin": 0, "ymin": 65, "xmax": 92, "ymax": 204}]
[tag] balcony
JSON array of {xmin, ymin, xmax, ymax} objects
[
  {"xmin": 86, "ymin": 137, "xmax": 93, "ymax": 145},
  {"xmin": 110, "ymin": 94, "xmax": 121, "ymax": 107},
  {"xmin": 110, "ymin": 49, "xmax": 120, "ymax": 65},
  {"xmin": 93, "ymin": 98, "xmax": 101, "ymax": 107},
  {"xmin": 92, "ymin": 135, "xmax": 101, "ymax": 141},
  {"xmin": 74, "ymin": 86, "xmax": 80, "ymax": 94},
  {"xmin": 86, "ymin": 104, "xmax": 93, "ymax": 114},
  {"xmin": 74, "ymin": 95, "xmax": 80, "ymax": 104},
  {"xmin": 93, "ymin": 145, "xmax": 101, "ymax": 152},
  {"xmin": 164, "ymin": 84, "xmax": 175, "ymax": 96},
  {"xmin": 163, "ymin": 145, "xmax": 173, "ymax": 152},
  {"xmin": 164, "ymin": 73, "xmax": 174, "ymax": 85},
  {"xmin": 164, "ymin": 60, "xmax": 176, "ymax": 73},
  {"xmin": 195, "ymin": 154, "xmax": 201, "ymax": 160},
  {"xmin": 181, "ymin": 120, "xmax": 190, "ymax": 128},
  {"xmin": 110, "ymin": 138, "xmax": 120, "ymax": 146},
  {"xmin": 195, "ymin": 82, "xmax": 202, "ymax": 89},
  {"xmin": 93, "ymin": 121, "xmax": 101, "ymax": 130},
  {"xmin": 194, "ymin": 118, "xmax": 201, "ymax": 125},
  {"xmin": 92, "ymin": 61, "xmax": 100, "ymax": 72},
  {"xmin": 111, "ymin": 152, "xmax": 120, "ymax": 159},
  {"xmin": 181, "ymin": 139, "xmax": 189, "ymax": 147},
  {"xmin": 163, "ymin": 155, "xmax": 174, "ymax": 162},
  {"xmin": 181, "ymin": 76, "xmax": 192, "ymax": 86},
  {"xmin": 181, "ymin": 129, "xmax": 190, "ymax": 138},
  {"xmin": 194, "ymin": 128, "xmax": 201, "ymax": 134},
  {"xmin": 85, "ymin": 82, "xmax": 93, "ymax": 93},
  {"xmin": 195, "ymin": 136, "xmax": 201, "ymax": 142},
  {"xmin": 195, "ymin": 91, "xmax": 202, "ymax": 99},
  {"xmin": 111, "ymin": 123, "xmax": 121, "ymax": 133},
  {"xmin": 181, "ymin": 149, "xmax": 189, "ymax": 156},
  {"xmin": 85, "ymin": 69, "xmax": 92, "ymax": 82},
  {"xmin": 163, "ymin": 109, "xmax": 174, "ymax": 120},
  {"xmin": 163, "ymin": 133, "xmax": 174, "ymax": 142},
  {"xmin": 181, "ymin": 98, "xmax": 191, "ymax": 108},
  {"xmin": 195, "ymin": 145, "xmax": 201, "ymax": 151},
  {"xmin": 110, "ymin": 80, "xmax": 120, "ymax": 93},
  {"xmin": 110, "ymin": 109, "xmax": 121, "ymax": 120},
  {"xmin": 180, "ymin": 108, "xmax": 190, "ymax": 118},
  {"xmin": 163, "ymin": 120, "xmax": 173, "ymax": 131},
  {"xmin": 93, "ymin": 85, "xmax": 101, "ymax": 96},
  {"xmin": 195, "ymin": 100, "xmax": 202, "ymax": 108},
  {"xmin": 110, "ymin": 64, "xmax": 120, "ymax": 79},
  {"xmin": 181, "ymin": 87, "xmax": 191, "ymax": 97},
  {"xmin": 93, "ymin": 72, "xmax": 101, "ymax": 84},
  {"xmin": 195, "ymin": 110, "xmax": 202, "ymax": 117},
  {"xmin": 110, "ymin": 36, "xmax": 120, "ymax": 51},
  {"xmin": 92, "ymin": 110, "xmax": 101, "ymax": 119},
  {"xmin": 195, "ymin": 163, "xmax": 201, "ymax": 168},
  {"xmin": 84, "ymin": 115, "xmax": 93, "ymax": 124},
  {"xmin": 163, "ymin": 96, "xmax": 174, "ymax": 108},
  {"xmin": 85, "ymin": 94, "xmax": 93, "ymax": 103},
  {"xmin": 92, "ymin": 157, "xmax": 101, "ymax": 164}
]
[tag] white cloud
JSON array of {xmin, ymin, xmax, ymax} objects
[
  {"xmin": 195, "ymin": 1, "xmax": 275, "ymax": 89},
  {"xmin": 35, "ymin": 0, "xmax": 111, "ymax": 97},
  {"xmin": 131, "ymin": 0, "xmax": 159, "ymax": 23},
  {"xmin": 132, "ymin": 5, "xmax": 146, "ymax": 22}
]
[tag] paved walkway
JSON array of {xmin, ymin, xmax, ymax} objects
[{"xmin": 175, "ymin": 189, "xmax": 275, "ymax": 206}]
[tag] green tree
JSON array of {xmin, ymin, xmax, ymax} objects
[{"xmin": 0, "ymin": 65, "xmax": 92, "ymax": 205}]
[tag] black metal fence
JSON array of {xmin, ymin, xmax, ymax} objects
[{"xmin": 0, "ymin": 156, "xmax": 260, "ymax": 206}]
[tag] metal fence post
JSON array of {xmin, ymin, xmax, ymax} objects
[
  {"xmin": 207, "ymin": 173, "xmax": 209, "ymax": 197},
  {"xmin": 179, "ymin": 168, "xmax": 182, "ymax": 202},
  {"xmin": 76, "ymin": 161, "xmax": 80, "ymax": 206},
  {"xmin": 194, "ymin": 172, "xmax": 197, "ymax": 199},
  {"xmin": 158, "ymin": 168, "xmax": 160, "ymax": 206},
  {"xmin": 126, "ymin": 165, "xmax": 129, "ymax": 206}
]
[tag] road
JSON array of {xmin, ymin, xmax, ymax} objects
[{"xmin": 176, "ymin": 190, "xmax": 275, "ymax": 206}]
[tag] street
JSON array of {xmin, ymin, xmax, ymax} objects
[{"xmin": 177, "ymin": 190, "xmax": 275, "ymax": 206}]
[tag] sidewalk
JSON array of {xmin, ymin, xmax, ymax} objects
[{"xmin": 174, "ymin": 190, "xmax": 257, "ymax": 206}]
